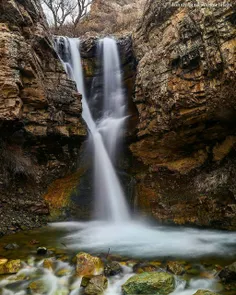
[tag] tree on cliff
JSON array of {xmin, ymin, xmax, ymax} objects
[{"xmin": 41, "ymin": 0, "xmax": 92, "ymax": 32}]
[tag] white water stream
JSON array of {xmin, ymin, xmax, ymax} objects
[{"xmin": 55, "ymin": 37, "xmax": 129, "ymax": 222}]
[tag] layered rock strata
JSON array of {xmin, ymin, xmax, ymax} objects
[
  {"xmin": 131, "ymin": 0, "xmax": 236, "ymax": 229},
  {"xmin": 0, "ymin": 0, "xmax": 86, "ymax": 234}
]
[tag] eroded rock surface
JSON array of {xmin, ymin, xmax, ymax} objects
[
  {"xmin": 0, "ymin": 0, "xmax": 86, "ymax": 234},
  {"xmin": 131, "ymin": 0, "xmax": 236, "ymax": 229}
]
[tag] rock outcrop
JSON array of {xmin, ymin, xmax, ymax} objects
[
  {"xmin": 131, "ymin": 0, "xmax": 236, "ymax": 229},
  {"xmin": 0, "ymin": 0, "xmax": 86, "ymax": 234}
]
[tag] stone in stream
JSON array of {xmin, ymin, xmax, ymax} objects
[
  {"xmin": 104, "ymin": 261, "xmax": 122, "ymax": 276},
  {"xmin": 37, "ymin": 247, "xmax": 47, "ymax": 255},
  {"xmin": 76, "ymin": 252, "xmax": 103, "ymax": 276},
  {"xmin": 122, "ymin": 272, "xmax": 175, "ymax": 295},
  {"xmin": 0, "ymin": 258, "xmax": 21, "ymax": 275},
  {"xmin": 193, "ymin": 290, "xmax": 220, "ymax": 295},
  {"xmin": 219, "ymin": 261, "xmax": 236, "ymax": 282},
  {"xmin": 133, "ymin": 262, "xmax": 159, "ymax": 274},
  {"xmin": 4, "ymin": 243, "xmax": 19, "ymax": 250},
  {"xmin": 167, "ymin": 261, "xmax": 185, "ymax": 275},
  {"xmin": 43, "ymin": 258, "xmax": 55, "ymax": 270},
  {"xmin": 82, "ymin": 275, "xmax": 108, "ymax": 295},
  {"xmin": 28, "ymin": 279, "xmax": 49, "ymax": 294}
]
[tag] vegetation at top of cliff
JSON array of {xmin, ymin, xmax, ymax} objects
[
  {"xmin": 41, "ymin": 0, "xmax": 146, "ymax": 37},
  {"xmin": 41, "ymin": 0, "xmax": 93, "ymax": 34}
]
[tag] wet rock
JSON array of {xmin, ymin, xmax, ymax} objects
[
  {"xmin": 43, "ymin": 258, "xmax": 55, "ymax": 270},
  {"xmin": 37, "ymin": 247, "xmax": 47, "ymax": 255},
  {"xmin": 0, "ymin": 259, "xmax": 21, "ymax": 275},
  {"xmin": 29, "ymin": 239, "xmax": 40, "ymax": 245},
  {"xmin": 83, "ymin": 275, "xmax": 108, "ymax": 295},
  {"xmin": 219, "ymin": 261, "xmax": 236, "ymax": 282},
  {"xmin": 4, "ymin": 243, "xmax": 19, "ymax": 250},
  {"xmin": 76, "ymin": 252, "xmax": 103, "ymax": 276},
  {"xmin": 133, "ymin": 262, "xmax": 158, "ymax": 274},
  {"xmin": 81, "ymin": 276, "xmax": 92, "ymax": 288},
  {"xmin": 56, "ymin": 267, "xmax": 72, "ymax": 277},
  {"xmin": 122, "ymin": 272, "xmax": 175, "ymax": 295},
  {"xmin": 193, "ymin": 290, "xmax": 219, "ymax": 295},
  {"xmin": 28, "ymin": 279, "xmax": 49, "ymax": 294},
  {"xmin": 167, "ymin": 261, "xmax": 185, "ymax": 275},
  {"xmin": 104, "ymin": 261, "xmax": 122, "ymax": 276}
]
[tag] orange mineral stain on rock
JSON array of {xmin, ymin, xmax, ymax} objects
[{"xmin": 44, "ymin": 168, "xmax": 86, "ymax": 219}]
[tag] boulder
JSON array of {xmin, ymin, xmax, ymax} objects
[
  {"xmin": 76, "ymin": 252, "xmax": 103, "ymax": 276},
  {"xmin": 4, "ymin": 243, "xmax": 19, "ymax": 250},
  {"xmin": 37, "ymin": 247, "xmax": 47, "ymax": 255},
  {"xmin": 167, "ymin": 261, "xmax": 185, "ymax": 275},
  {"xmin": 83, "ymin": 275, "xmax": 108, "ymax": 295},
  {"xmin": 133, "ymin": 262, "xmax": 158, "ymax": 274},
  {"xmin": 193, "ymin": 290, "xmax": 220, "ymax": 295},
  {"xmin": 122, "ymin": 272, "xmax": 175, "ymax": 295},
  {"xmin": 43, "ymin": 258, "xmax": 54, "ymax": 270},
  {"xmin": 104, "ymin": 261, "xmax": 122, "ymax": 276},
  {"xmin": 28, "ymin": 279, "xmax": 49, "ymax": 294},
  {"xmin": 0, "ymin": 259, "xmax": 21, "ymax": 275},
  {"xmin": 219, "ymin": 261, "xmax": 236, "ymax": 282}
]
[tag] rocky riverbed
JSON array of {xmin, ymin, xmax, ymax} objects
[{"xmin": 0, "ymin": 225, "xmax": 236, "ymax": 295}]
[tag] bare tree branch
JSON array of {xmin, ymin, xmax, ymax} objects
[{"xmin": 41, "ymin": 0, "xmax": 92, "ymax": 32}]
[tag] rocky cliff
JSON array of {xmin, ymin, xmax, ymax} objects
[
  {"xmin": 0, "ymin": 0, "xmax": 86, "ymax": 234},
  {"xmin": 131, "ymin": 0, "xmax": 236, "ymax": 229}
]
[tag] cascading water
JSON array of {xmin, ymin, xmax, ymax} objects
[
  {"xmin": 53, "ymin": 35, "xmax": 236, "ymax": 268},
  {"xmin": 54, "ymin": 37, "xmax": 130, "ymax": 222}
]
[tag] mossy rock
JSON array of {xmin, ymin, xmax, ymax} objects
[
  {"xmin": 76, "ymin": 252, "xmax": 103, "ymax": 276},
  {"xmin": 167, "ymin": 261, "xmax": 185, "ymax": 275},
  {"xmin": 0, "ymin": 259, "xmax": 21, "ymax": 275},
  {"xmin": 193, "ymin": 290, "xmax": 220, "ymax": 295},
  {"xmin": 104, "ymin": 261, "xmax": 122, "ymax": 276},
  {"xmin": 122, "ymin": 272, "xmax": 175, "ymax": 295},
  {"xmin": 84, "ymin": 275, "xmax": 108, "ymax": 295},
  {"xmin": 28, "ymin": 279, "xmax": 49, "ymax": 294}
]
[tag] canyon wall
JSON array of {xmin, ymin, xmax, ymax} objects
[
  {"xmin": 131, "ymin": 0, "xmax": 236, "ymax": 229},
  {"xmin": 0, "ymin": 0, "xmax": 86, "ymax": 234}
]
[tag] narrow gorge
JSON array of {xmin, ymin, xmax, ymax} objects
[{"xmin": 0, "ymin": 0, "xmax": 236, "ymax": 295}]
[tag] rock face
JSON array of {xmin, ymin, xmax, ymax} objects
[
  {"xmin": 131, "ymin": 0, "xmax": 236, "ymax": 229},
  {"xmin": 0, "ymin": 0, "xmax": 86, "ymax": 234}
]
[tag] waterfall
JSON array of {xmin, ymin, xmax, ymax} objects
[{"xmin": 54, "ymin": 37, "xmax": 130, "ymax": 222}]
